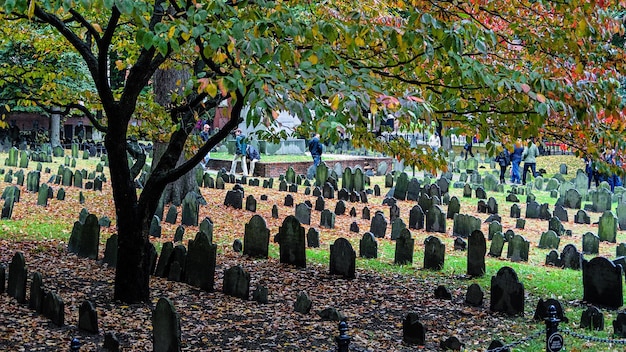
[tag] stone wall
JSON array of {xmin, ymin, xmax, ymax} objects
[{"xmin": 207, "ymin": 157, "xmax": 393, "ymax": 178}]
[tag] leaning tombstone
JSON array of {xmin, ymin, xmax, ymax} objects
[
  {"xmin": 490, "ymin": 266, "xmax": 524, "ymax": 316},
  {"xmin": 181, "ymin": 192, "xmax": 199, "ymax": 226},
  {"xmin": 295, "ymin": 203, "xmax": 311, "ymax": 225},
  {"xmin": 152, "ymin": 297, "xmax": 181, "ymax": 352},
  {"xmin": 582, "ymin": 257, "xmax": 623, "ymax": 309},
  {"xmin": 329, "ymin": 238, "xmax": 356, "ymax": 279},
  {"xmin": 488, "ymin": 232, "xmax": 506, "ymax": 258}
]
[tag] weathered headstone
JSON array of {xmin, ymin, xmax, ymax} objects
[
  {"xmin": 582, "ymin": 257, "xmax": 623, "ymax": 309},
  {"xmin": 507, "ymin": 234, "xmax": 530, "ymax": 262},
  {"xmin": 402, "ymin": 312, "xmax": 425, "ymax": 345},
  {"xmin": 306, "ymin": 227, "xmax": 320, "ymax": 248},
  {"xmin": 78, "ymin": 214, "xmax": 100, "ymax": 259},
  {"xmin": 244, "ymin": 215, "xmax": 270, "ymax": 258},
  {"xmin": 294, "ymin": 291, "xmax": 312, "ymax": 314},
  {"xmin": 320, "ymin": 209, "xmax": 335, "ymax": 229},
  {"xmin": 488, "ymin": 232, "xmax": 505, "ymax": 258},
  {"xmin": 538, "ymin": 230, "xmax": 560, "ymax": 249},
  {"xmin": 574, "ymin": 209, "xmax": 591, "ymax": 224},
  {"xmin": 102, "ymin": 234, "xmax": 118, "ymax": 268},
  {"xmin": 452, "ymin": 213, "xmax": 481, "ymax": 238},
  {"xmin": 185, "ymin": 232, "xmax": 217, "ymax": 291},
  {"xmin": 394, "ymin": 229, "xmax": 414, "ymax": 265},
  {"xmin": 329, "ymin": 238, "xmax": 356, "ymax": 279},
  {"xmin": 560, "ymin": 244, "xmax": 582, "ymax": 270},
  {"xmin": 181, "ymin": 192, "xmax": 199, "ymax": 226},
  {"xmin": 425, "ymin": 205, "xmax": 446, "ymax": 233},
  {"xmin": 277, "ymin": 216, "xmax": 306, "ymax": 268},
  {"xmin": 152, "ymin": 297, "xmax": 181, "ymax": 352},
  {"xmin": 490, "ymin": 266, "xmax": 524, "ymax": 316},
  {"xmin": 408, "ymin": 205, "xmax": 424, "ymax": 230},
  {"xmin": 423, "ymin": 236, "xmax": 445, "ymax": 270},
  {"xmin": 467, "ymin": 230, "xmax": 486, "ymax": 276},
  {"xmin": 582, "ymin": 232, "xmax": 599, "ymax": 255},
  {"xmin": 223, "ymin": 265, "xmax": 250, "ymax": 300},
  {"xmin": 78, "ymin": 300, "xmax": 99, "ymax": 333},
  {"xmin": 598, "ymin": 210, "xmax": 617, "ymax": 243},
  {"xmin": 369, "ymin": 212, "xmax": 388, "ymax": 238},
  {"xmin": 359, "ymin": 232, "xmax": 377, "ymax": 259}
]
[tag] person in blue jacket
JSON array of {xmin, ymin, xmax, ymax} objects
[
  {"xmin": 246, "ymin": 144, "xmax": 261, "ymax": 176},
  {"xmin": 510, "ymin": 138, "xmax": 524, "ymax": 184},
  {"xmin": 308, "ymin": 133, "xmax": 323, "ymax": 167}
]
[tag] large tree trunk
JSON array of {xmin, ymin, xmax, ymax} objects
[
  {"xmin": 153, "ymin": 142, "xmax": 205, "ymax": 206},
  {"xmin": 152, "ymin": 68, "xmax": 204, "ymax": 206}
]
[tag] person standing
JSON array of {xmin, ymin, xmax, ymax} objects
[
  {"xmin": 199, "ymin": 124, "xmax": 211, "ymax": 171},
  {"xmin": 510, "ymin": 138, "xmax": 524, "ymax": 184},
  {"xmin": 428, "ymin": 132, "xmax": 441, "ymax": 152},
  {"xmin": 464, "ymin": 140, "xmax": 474, "ymax": 159},
  {"xmin": 230, "ymin": 129, "xmax": 248, "ymax": 175},
  {"xmin": 521, "ymin": 138, "xmax": 540, "ymax": 185},
  {"xmin": 494, "ymin": 146, "xmax": 511, "ymax": 184},
  {"xmin": 309, "ymin": 133, "xmax": 323, "ymax": 167},
  {"xmin": 246, "ymin": 144, "xmax": 261, "ymax": 176}
]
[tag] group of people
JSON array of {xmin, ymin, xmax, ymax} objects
[
  {"xmin": 585, "ymin": 149, "xmax": 623, "ymax": 191},
  {"xmin": 198, "ymin": 124, "xmax": 261, "ymax": 177},
  {"xmin": 493, "ymin": 137, "xmax": 540, "ymax": 185}
]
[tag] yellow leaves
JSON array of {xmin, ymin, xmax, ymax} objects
[
  {"xmin": 308, "ymin": 54, "xmax": 318, "ymax": 65},
  {"xmin": 213, "ymin": 51, "xmax": 228, "ymax": 64},
  {"xmin": 355, "ymin": 37, "xmax": 365, "ymax": 47},
  {"xmin": 197, "ymin": 78, "xmax": 218, "ymax": 97},
  {"xmin": 27, "ymin": 0, "xmax": 35, "ymax": 19},
  {"xmin": 535, "ymin": 93, "xmax": 546, "ymax": 103},
  {"xmin": 330, "ymin": 94, "xmax": 340, "ymax": 111},
  {"xmin": 167, "ymin": 26, "xmax": 176, "ymax": 39},
  {"xmin": 92, "ymin": 23, "xmax": 103, "ymax": 34},
  {"xmin": 114, "ymin": 60, "xmax": 126, "ymax": 71}
]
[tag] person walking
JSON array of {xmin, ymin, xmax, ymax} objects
[
  {"xmin": 230, "ymin": 129, "xmax": 248, "ymax": 175},
  {"xmin": 246, "ymin": 144, "xmax": 261, "ymax": 176},
  {"xmin": 494, "ymin": 146, "xmax": 511, "ymax": 184},
  {"xmin": 309, "ymin": 133, "xmax": 323, "ymax": 167},
  {"xmin": 464, "ymin": 140, "xmax": 474, "ymax": 159},
  {"xmin": 510, "ymin": 138, "xmax": 524, "ymax": 184},
  {"xmin": 584, "ymin": 156, "xmax": 599, "ymax": 189},
  {"xmin": 521, "ymin": 137, "xmax": 540, "ymax": 185}
]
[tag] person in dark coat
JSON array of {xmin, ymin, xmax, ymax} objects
[
  {"xmin": 494, "ymin": 147, "xmax": 511, "ymax": 184},
  {"xmin": 510, "ymin": 138, "xmax": 524, "ymax": 184},
  {"xmin": 308, "ymin": 133, "xmax": 323, "ymax": 167},
  {"xmin": 246, "ymin": 144, "xmax": 261, "ymax": 176}
]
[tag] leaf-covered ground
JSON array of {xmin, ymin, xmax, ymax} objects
[{"xmin": 0, "ymin": 156, "xmax": 620, "ymax": 351}]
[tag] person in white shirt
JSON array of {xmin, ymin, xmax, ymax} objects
[{"xmin": 428, "ymin": 133, "xmax": 441, "ymax": 152}]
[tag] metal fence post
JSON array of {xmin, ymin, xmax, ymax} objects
[
  {"xmin": 335, "ymin": 319, "xmax": 351, "ymax": 352},
  {"xmin": 545, "ymin": 305, "xmax": 563, "ymax": 352}
]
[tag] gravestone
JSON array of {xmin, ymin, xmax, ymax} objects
[
  {"xmin": 423, "ymin": 236, "xmax": 445, "ymax": 270},
  {"xmin": 389, "ymin": 204, "xmax": 400, "ymax": 223},
  {"xmin": 463, "ymin": 183, "xmax": 472, "ymax": 198},
  {"xmin": 591, "ymin": 188, "xmax": 612, "ymax": 213},
  {"xmin": 329, "ymin": 238, "xmax": 356, "ymax": 279},
  {"xmin": 374, "ymin": 184, "xmax": 381, "ymax": 197},
  {"xmin": 244, "ymin": 215, "xmax": 270, "ymax": 258},
  {"xmin": 42, "ymin": 292, "xmax": 64, "ymax": 326},
  {"xmin": 539, "ymin": 203, "xmax": 552, "ymax": 220},
  {"xmin": 315, "ymin": 162, "xmax": 329, "ymax": 187},
  {"xmin": 369, "ymin": 212, "xmax": 388, "ymax": 238},
  {"xmin": 575, "ymin": 209, "xmax": 591, "ymax": 224},
  {"xmin": 560, "ymin": 244, "xmax": 582, "ymax": 270},
  {"xmin": 548, "ymin": 217, "xmax": 565, "ymax": 236},
  {"xmin": 295, "ymin": 203, "xmax": 311, "ymax": 225},
  {"xmin": 505, "ymin": 193, "xmax": 519, "ymax": 202},
  {"xmin": 277, "ymin": 216, "xmax": 306, "ymax": 268},
  {"xmin": 334, "ymin": 200, "xmax": 346, "ymax": 216},
  {"xmin": 272, "ymin": 205, "xmax": 278, "ymax": 219},
  {"xmin": 394, "ymin": 172, "xmax": 409, "ymax": 200},
  {"xmin": 447, "ymin": 196, "xmax": 460, "ymax": 219},
  {"xmin": 149, "ymin": 216, "xmax": 162, "ymax": 238},
  {"xmin": 408, "ymin": 205, "xmax": 424, "ymax": 230},
  {"xmin": 510, "ymin": 204, "xmax": 521, "ymax": 218},
  {"xmin": 103, "ymin": 234, "xmax": 118, "ymax": 268},
  {"xmin": 598, "ymin": 210, "xmax": 617, "ymax": 243},
  {"xmin": 390, "ymin": 218, "xmax": 407, "ymax": 240},
  {"xmin": 362, "ymin": 206, "xmax": 370, "ymax": 220},
  {"xmin": 488, "ymin": 232, "xmax": 505, "ymax": 258},
  {"xmin": 425, "ymin": 205, "xmax": 446, "ymax": 233},
  {"xmin": 359, "ymin": 232, "xmax": 378, "ymax": 259},
  {"xmin": 553, "ymin": 205, "xmax": 568, "ymax": 223},
  {"xmin": 525, "ymin": 200, "xmax": 540, "ymax": 219},
  {"xmin": 185, "ymin": 232, "xmax": 217, "ymax": 291},
  {"xmin": 582, "ymin": 232, "xmax": 599, "ymax": 255},
  {"xmin": 580, "ymin": 306, "xmax": 604, "ymax": 331},
  {"xmin": 155, "ymin": 242, "xmax": 174, "ymax": 278},
  {"xmin": 452, "ymin": 213, "xmax": 481, "ymax": 238},
  {"xmin": 394, "ymin": 229, "xmax": 414, "ymax": 265},
  {"xmin": 306, "ymin": 228, "xmax": 320, "ymax": 248},
  {"xmin": 294, "ymin": 291, "xmax": 312, "ymax": 314},
  {"xmin": 29, "ymin": 272, "xmax": 43, "ymax": 312},
  {"xmin": 322, "ymin": 182, "xmax": 335, "ymax": 199},
  {"xmin": 152, "ymin": 297, "xmax": 181, "ymax": 352},
  {"xmin": 403, "ymin": 312, "xmax": 426, "ymax": 345},
  {"xmin": 8, "ymin": 252, "xmax": 27, "ymax": 303},
  {"xmin": 465, "ymin": 283, "xmax": 484, "ymax": 307},
  {"xmin": 165, "ymin": 206, "xmax": 178, "ymax": 224},
  {"xmin": 467, "ymin": 230, "xmax": 486, "ymax": 277},
  {"xmin": 618, "ymin": 243, "xmax": 626, "ymax": 257},
  {"xmin": 488, "ymin": 221, "xmax": 502, "ymax": 240},
  {"xmin": 79, "ymin": 214, "xmax": 101, "ymax": 260},
  {"xmin": 245, "ymin": 195, "xmax": 257, "ymax": 212},
  {"xmin": 406, "ymin": 179, "xmax": 420, "ymax": 201},
  {"xmin": 78, "ymin": 300, "xmax": 99, "ymax": 333},
  {"xmin": 181, "ymin": 192, "xmax": 199, "ymax": 226},
  {"xmin": 320, "ymin": 209, "xmax": 335, "ymax": 229},
  {"xmin": 223, "ymin": 265, "xmax": 250, "ymax": 300},
  {"xmin": 199, "ymin": 217, "xmax": 214, "ymax": 242},
  {"xmin": 538, "ymin": 230, "xmax": 560, "ymax": 249},
  {"xmin": 490, "ymin": 266, "xmax": 524, "ymax": 316},
  {"xmin": 475, "ymin": 186, "xmax": 487, "ymax": 200},
  {"xmin": 582, "ymin": 257, "xmax": 623, "ymax": 309},
  {"xmin": 617, "ymin": 203, "xmax": 626, "ymax": 231},
  {"xmin": 507, "ymin": 234, "xmax": 530, "ymax": 262},
  {"xmin": 315, "ymin": 196, "xmax": 325, "ymax": 211},
  {"xmin": 385, "ymin": 173, "xmax": 394, "ymax": 188},
  {"xmin": 284, "ymin": 194, "xmax": 294, "ymax": 206}
]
